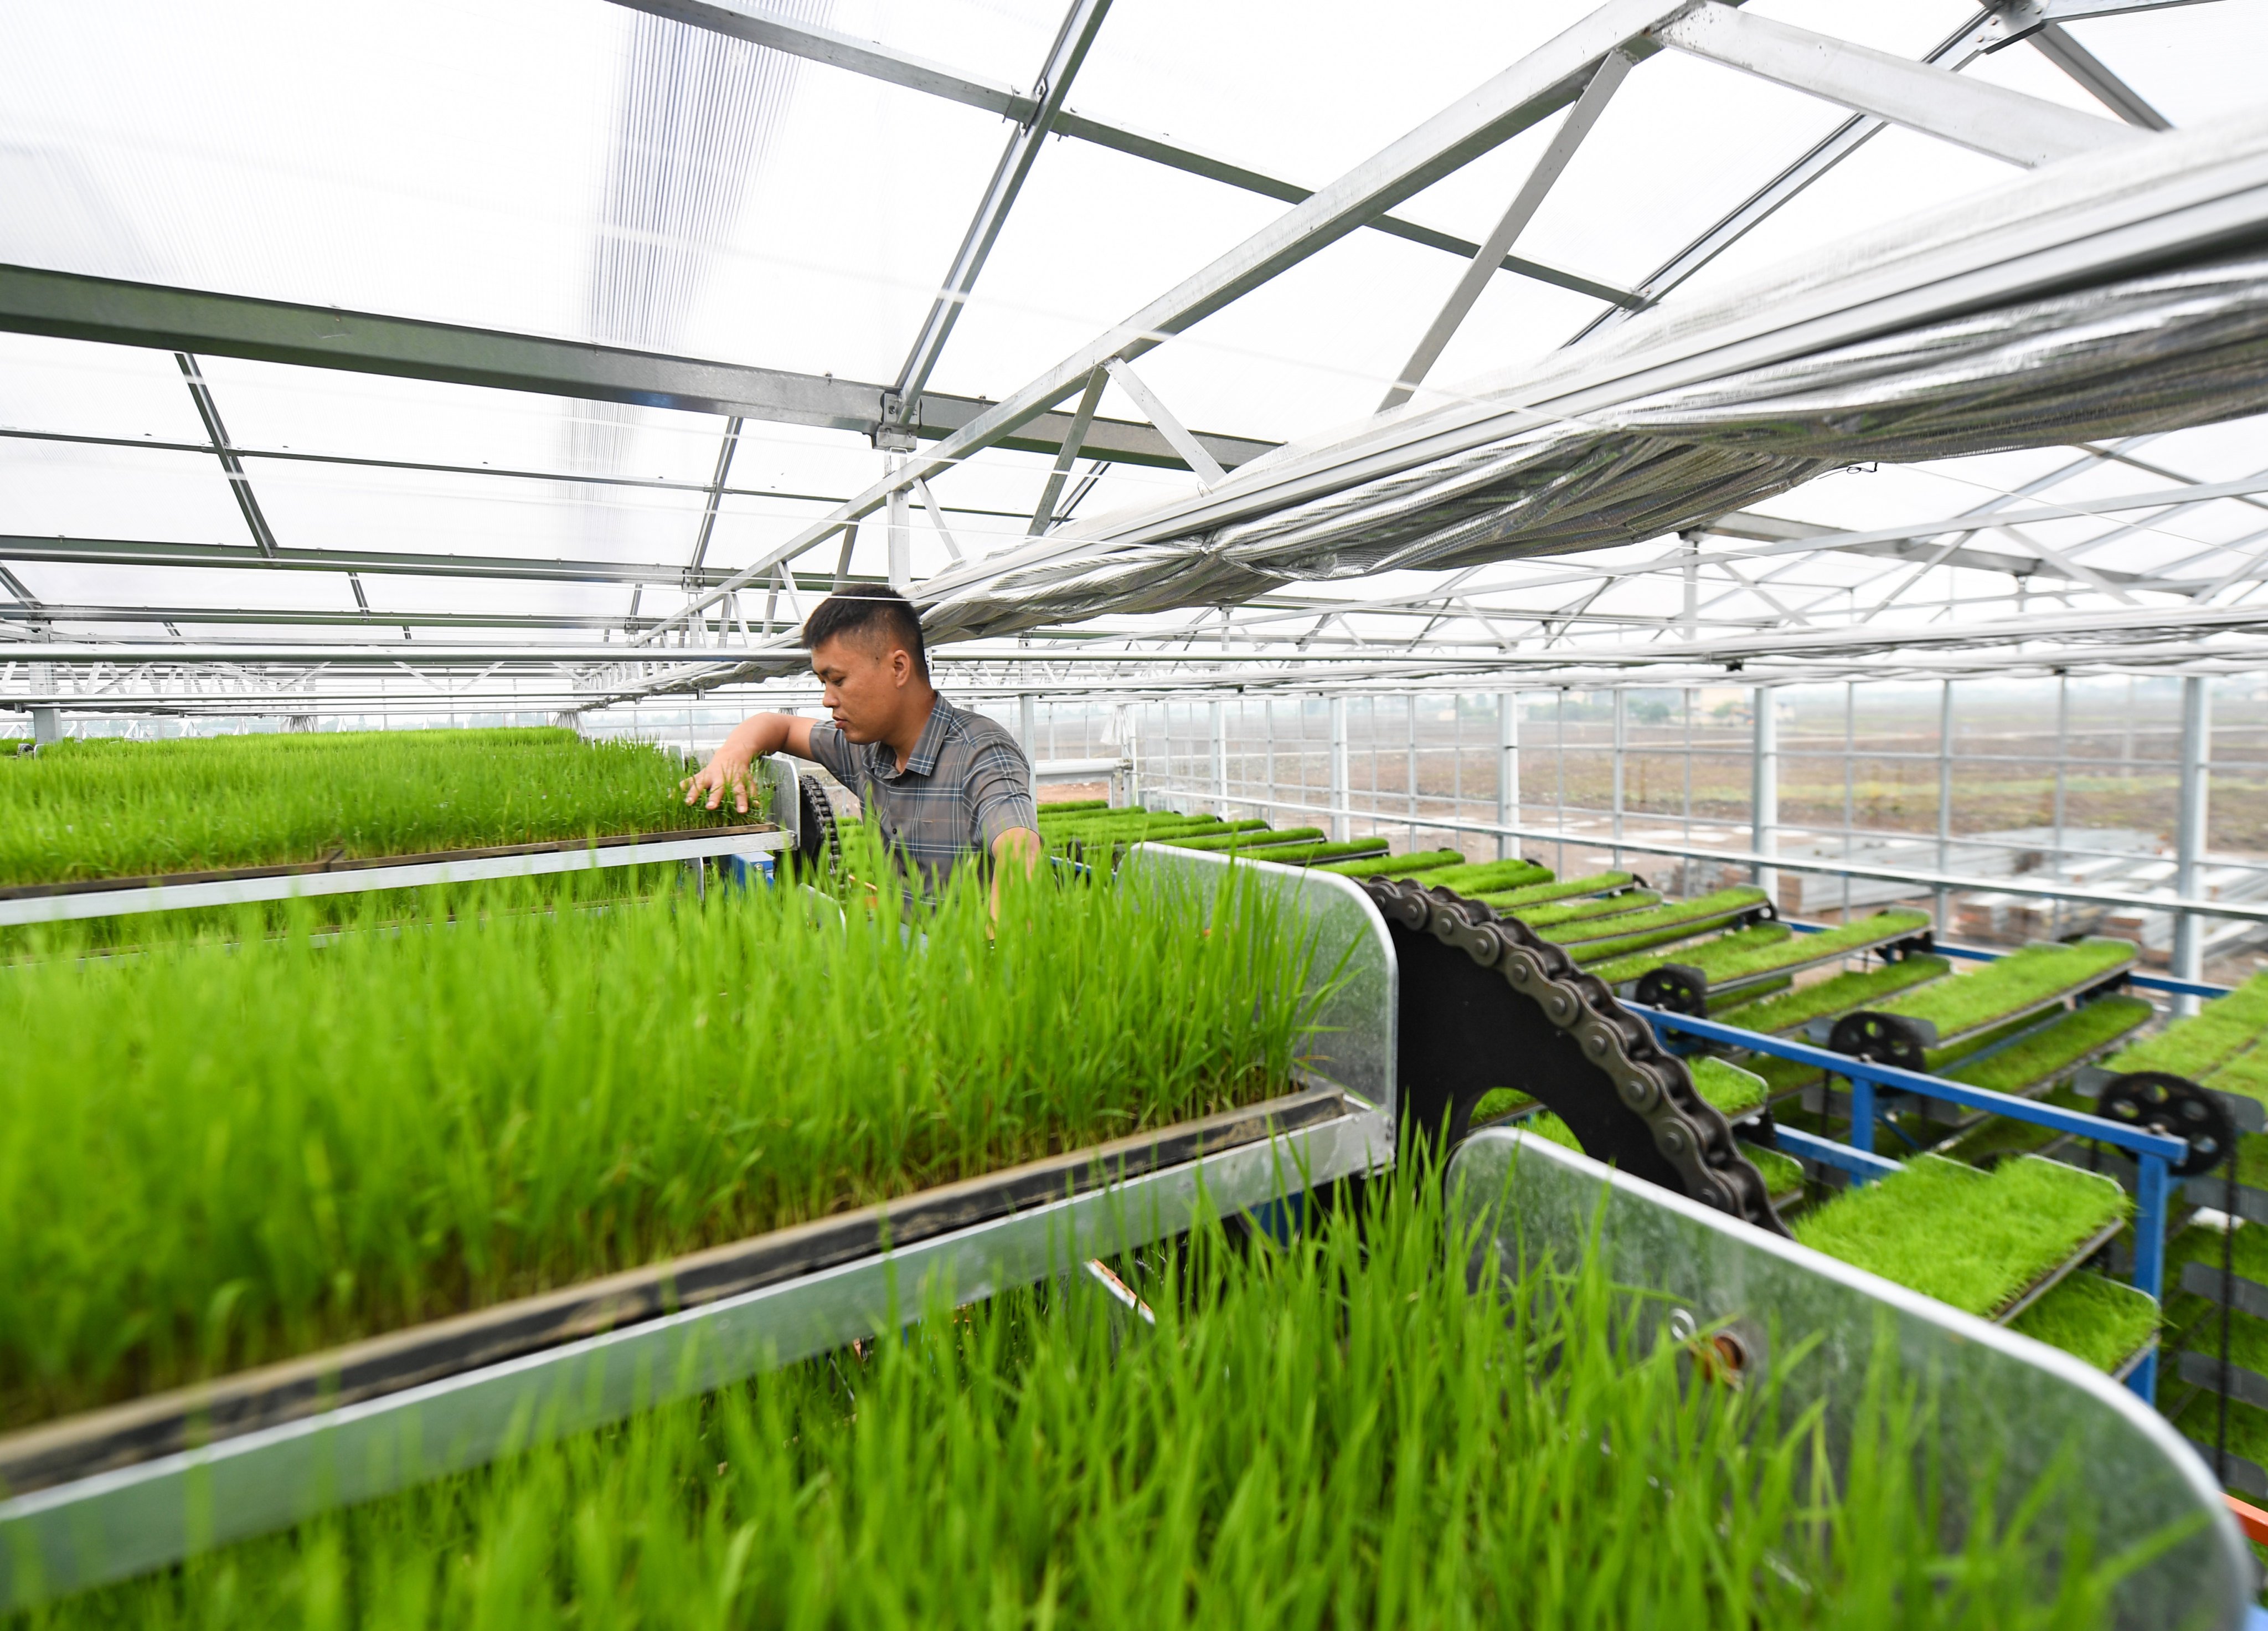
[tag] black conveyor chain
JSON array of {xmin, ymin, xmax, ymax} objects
[{"xmin": 1363, "ymin": 877, "xmax": 1790, "ymax": 1238}]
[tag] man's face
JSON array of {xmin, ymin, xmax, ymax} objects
[{"xmin": 810, "ymin": 633, "xmax": 912, "ymax": 743}]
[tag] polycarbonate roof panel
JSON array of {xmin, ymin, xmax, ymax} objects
[{"xmin": 4, "ymin": 0, "xmax": 2266, "ymax": 687}]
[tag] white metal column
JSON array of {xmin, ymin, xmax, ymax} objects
[
  {"xmin": 1751, "ymin": 685, "xmax": 1777, "ymax": 905},
  {"xmin": 1935, "ymin": 680, "xmax": 1955, "ymax": 934},
  {"xmin": 1328, "ymin": 697, "xmax": 1350, "ymax": 843},
  {"xmin": 1018, "ymin": 693, "xmax": 1037, "ymax": 766},
  {"xmin": 1209, "ymin": 700, "xmax": 1228, "ymax": 819},
  {"xmin": 1610, "ymin": 687, "xmax": 1627, "ymax": 869},
  {"xmin": 1496, "ymin": 692, "xmax": 1518, "ymax": 861},
  {"xmin": 2174, "ymin": 675, "xmax": 2213, "ymax": 1007},
  {"xmin": 885, "ymin": 456, "xmax": 911, "ymax": 591}
]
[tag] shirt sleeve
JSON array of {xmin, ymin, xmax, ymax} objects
[
  {"xmin": 965, "ymin": 734, "xmax": 1039, "ymax": 847},
  {"xmin": 802, "ymin": 722, "xmax": 862, "ymax": 795}
]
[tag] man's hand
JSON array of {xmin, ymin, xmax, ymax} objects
[
  {"xmin": 681, "ymin": 713, "xmax": 814, "ymax": 814},
  {"xmin": 681, "ymin": 746, "xmax": 757, "ymax": 814},
  {"xmin": 988, "ymin": 826, "xmax": 1043, "ymax": 928}
]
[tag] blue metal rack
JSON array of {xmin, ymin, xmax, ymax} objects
[{"xmin": 1626, "ymin": 1001, "xmax": 2190, "ymax": 1401}]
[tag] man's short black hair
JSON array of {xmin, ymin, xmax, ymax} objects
[{"xmin": 803, "ymin": 586, "xmax": 928, "ymax": 678}]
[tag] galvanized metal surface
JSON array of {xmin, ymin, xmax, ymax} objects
[
  {"xmin": 1451, "ymin": 1126, "xmax": 2250, "ymax": 1631},
  {"xmin": 0, "ymin": 827, "xmax": 793, "ymax": 928}
]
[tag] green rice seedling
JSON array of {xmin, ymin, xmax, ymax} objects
[
  {"xmin": 1471, "ymin": 1054, "xmax": 1762, "ymax": 1131},
  {"xmin": 1509, "ymin": 888, "xmax": 1663, "ymax": 929},
  {"xmin": 1159, "ymin": 824, "xmax": 1317, "ymax": 852},
  {"xmin": 1588, "ymin": 922, "xmax": 1791, "ymax": 984},
  {"xmin": 2105, "ymin": 971, "xmax": 2268, "ymax": 1079},
  {"xmin": 1873, "ymin": 940, "xmax": 2134, "ymax": 1042},
  {"xmin": 1314, "ymin": 846, "xmax": 1467, "ymax": 878},
  {"xmin": 1941, "ymin": 999, "xmax": 2153, "ymax": 1097},
  {"xmin": 1695, "ymin": 1055, "xmax": 1769, "ymax": 1118},
  {"xmin": 1033, "ymin": 799, "xmax": 1110, "ymax": 816},
  {"xmin": 0, "ymin": 859, "xmax": 1317, "ymax": 1428},
  {"xmin": 2007, "ymin": 1272, "xmax": 2159, "ymax": 1373},
  {"xmin": 1794, "ymin": 1156, "xmax": 2130, "ymax": 1319},
  {"xmin": 1545, "ymin": 886, "xmax": 1767, "ymax": 948},
  {"xmin": 1223, "ymin": 838, "xmax": 1389, "ymax": 867},
  {"xmin": 1717, "ymin": 955, "xmax": 1953, "ymax": 1036},
  {"xmin": 1399, "ymin": 857, "xmax": 1552, "ymax": 894},
  {"xmin": 2171, "ymin": 1394, "xmax": 2268, "ymax": 1488},
  {"xmin": 1472, "ymin": 869, "xmax": 1632, "ymax": 908},
  {"xmin": 1741, "ymin": 1140, "xmax": 1807, "ymax": 1198},
  {"xmin": 1594, "ymin": 910, "xmax": 1933, "ymax": 988},
  {"xmin": 0, "ymin": 729, "xmax": 741, "ymax": 887},
  {"xmin": 30, "ymin": 1176, "xmax": 2135, "ymax": 1630},
  {"xmin": 1938, "ymin": 1087, "xmax": 2090, "ymax": 1169}
]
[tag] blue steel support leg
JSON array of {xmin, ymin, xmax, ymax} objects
[
  {"xmin": 1846, "ymin": 1073, "xmax": 1877, "ymax": 1172},
  {"xmin": 2130, "ymin": 1153, "xmax": 2169, "ymax": 1403}
]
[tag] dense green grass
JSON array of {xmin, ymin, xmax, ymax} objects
[
  {"xmin": 2105, "ymin": 971, "xmax": 2268, "ymax": 1079},
  {"xmin": 1399, "ymin": 857, "xmax": 1552, "ymax": 894},
  {"xmin": 1554, "ymin": 888, "xmax": 1770, "ymax": 965},
  {"xmin": 1473, "ymin": 871, "xmax": 1633, "ymax": 909},
  {"xmin": 1595, "ymin": 911, "xmax": 1934, "ymax": 988},
  {"xmin": 1941, "ymin": 999, "xmax": 2153, "ymax": 1097},
  {"xmin": 1742, "ymin": 1141, "xmax": 1807, "ymax": 1199},
  {"xmin": 1717, "ymin": 955, "xmax": 1953, "ymax": 1036},
  {"xmin": 1314, "ymin": 847, "xmax": 1467, "ymax": 878},
  {"xmin": 1590, "ymin": 923, "xmax": 1791, "ymax": 985},
  {"xmin": 0, "ymin": 860, "xmax": 1316, "ymax": 1428},
  {"xmin": 2007, "ymin": 1272, "xmax": 2159, "ymax": 1373},
  {"xmin": 1033, "ymin": 799, "xmax": 1109, "ymax": 815},
  {"xmin": 1224, "ymin": 838, "xmax": 1390, "ymax": 867},
  {"xmin": 1873, "ymin": 940, "xmax": 2135, "ymax": 1041},
  {"xmin": 0, "ymin": 730, "xmax": 735, "ymax": 887},
  {"xmin": 1695, "ymin": 1056, "xmax": 1769, "ymax": 1118},
  {"xmin": 1512, "ymin": 888, "xmax": 1662, "ymax": 930},
  {"xmin": 28, "ymin": 1180, "xmax": 2136, "ymax": 1630},
  {"xmin": 1162, "ymin": 825, "xmax": 1321, "ymax": 852},
  {"xmin": 1795, "ymin": 1156, "xmax": 2129, "ymax": 1319},
  {"xmin": 1937, "ymin": 1088, "xmax": 2089, "ymax": 1169}
]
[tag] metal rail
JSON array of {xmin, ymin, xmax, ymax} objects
[{"xmin": 1625, "ymin": 1000, "xmax": 2187, "ymax": 1399}]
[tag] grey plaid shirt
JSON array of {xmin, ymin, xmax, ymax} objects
[{"xmin": 806, "ymin": 694, "xmax": 1038, "ymax": 889}]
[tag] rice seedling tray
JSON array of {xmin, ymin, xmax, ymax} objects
[
  {"xmin": 2007, "ymin": 1271, "xmax": 2162, "ymax": 1379},
  {"xmin": 0, "ymin": 824, "xmax": 791, "ymax": 927},
  {"xmin": 1991, "ymin": 1216, "xmax": 2128, "ymax": 1326},
  {"xmin": 1818, "ymin": 939, "xmax": 2137, "ymax": 1054},
  {"xmin": 2178, "ymin": 1350, "xmax": 2268, "ymax": 1412},
  {"xmin": 1314, "ymin": 847, "xmax": 1466, "ymax": 879},
  {"xmin": 1543, "ymin": 885, "xmax": 1769, "ymax": 951},
  {"xmin": 0, "ymin": 1084, "xmax": 1390, "ymax": 1606},
  {"xmin": 1470, "ymin": 869, "xmax": 1635, "ymax": 909},
  {"xmin": 1604, "ymin": 909, "xmax": 1934, "ymax": 1004},
  {"xmin": 0, "ymin": 1084, "xmax": 1349, "ymax": 1497}
]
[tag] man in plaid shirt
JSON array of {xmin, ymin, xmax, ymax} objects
[{"xmin": 682, "ymin": 587, "xmax": 1040, "ymax": 893}]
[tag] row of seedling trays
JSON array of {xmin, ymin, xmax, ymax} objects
[{"xmin": 1381, "ymin": 846, "xmax": 2168, "ymax": 1386}]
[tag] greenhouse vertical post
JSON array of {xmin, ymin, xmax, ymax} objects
[
  {"xmin": 1751, "ymin": 685, "xmax": 1777, "ymax": 903},
  {"xmin": 1209, "ymin": 701, "xmax": 1228, "ymax": 819},
  {"xmin": 1018, "ymin": 694, "xmax": 1035, "ymax": 766},
  {"xmin": 1611, "ymin": 687, "xmax": 1627, "ymax": 870},
  {"xmin": 1328, "ymin": 697, "xmax": 1349, "ymax": 842},
  {"xmin": 1936, "ymin": 681, "xmax": 1955, "ymax": 933},
  {"xmin": 2174, "ymin": 676, "xmax": 2212, "ymax": 1011},
  {"xmin": 1497, "ymin": 692, "xmax": 1518, "ymax": 861}
]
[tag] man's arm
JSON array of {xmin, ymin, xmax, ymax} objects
[{"xmin": 681, "ymin": 713, "xmax": 819, "ymax": 814}]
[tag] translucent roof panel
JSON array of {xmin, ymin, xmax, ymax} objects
[{"xmin": 3, "ymin": 0, "xmax": 2264, "ymax": 699}]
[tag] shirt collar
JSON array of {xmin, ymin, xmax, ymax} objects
[{"xmin": 893, "ymin": 692, "xmax": 956, "ymax": 778}]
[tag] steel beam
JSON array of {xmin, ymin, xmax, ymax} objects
[
  {"xmin": 893, "ymin": 0, "xmax": 1112, "ymax": 405},
  {"xmin": 609, "ymin": 0, "xmax": 1638, "ymax": 308},
  {"xmin": 1380, "ymin": 49, "xmax": 1632, "ymax": 410},
  {"xmin": 1652, "ymin": 2, "xmax": 2143, "ymax": 168},
  {"xmin": 649, "ymin": 0, "xmax": 1694, "ymax": 644},
  {"xmin": 2027, "ymin": 21, "xmax": 2172, "ymax": 129},
  {"xmin": 0, "ymin": 266, "xmax": 1273, "ymax": 472}
]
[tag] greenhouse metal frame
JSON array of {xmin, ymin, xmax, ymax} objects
[{"xmin": 7, "ymin": 0, "xmax": 2268, "ymax": 962}]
